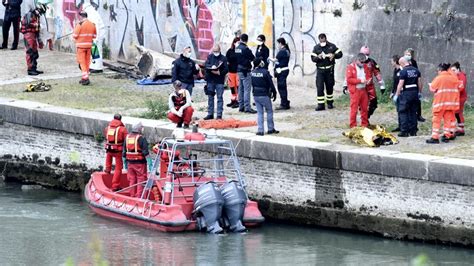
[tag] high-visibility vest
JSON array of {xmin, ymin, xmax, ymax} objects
[
  {"xmin": 125, "ymin": 134, "xmax": 145, "ymax": 161},
  {"xmin": 105, "ymin": 125, "xmax": 125, "ymax": 151},
  {"xmin": 430, "ymin": 72, "xmax": 460, "ymax": 112},
  {"xmin": 73, "ymin": 19, "xmax": 97, "ymax": 49}
]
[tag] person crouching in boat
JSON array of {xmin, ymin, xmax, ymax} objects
[
  {"xmin": 104, "ymin": 113, "xmax": 128, "ymax": 192},
  {"xmin": 123, "ymin": 122, "xmax": 149, "ymax": 198}
]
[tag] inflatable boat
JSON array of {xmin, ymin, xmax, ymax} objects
[{"xmin": 84, "ymin": 130, "xmax": 264, "ymax": 233}]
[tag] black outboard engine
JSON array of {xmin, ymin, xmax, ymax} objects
[
  {"xmin": 220, "ymin": 181, "xmax": 247, "ymax": 232},
  {"xmin": 193, "ymin": 182, "xmax": 224, "ymax": 234}
]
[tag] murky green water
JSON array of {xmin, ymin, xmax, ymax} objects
[{"xmin": 0, "ymin": 183, "xmax": 472, "ymax": 265}]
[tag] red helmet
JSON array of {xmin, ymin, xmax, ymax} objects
[{"xmin": 360, "ymin": 45, "xmax": 370, "ymax": 56}]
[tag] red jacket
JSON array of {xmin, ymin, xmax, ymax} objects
[
  {"xmin": 457, "ymin": 71, "xmax": 467, "ymax": 102},
  {"xmin": 346, "ymin": 63, "xmax": 371, "ymax": 94},
  {"xmin": 104, "ymin": 119, "xmax": 128, "ymax": 152}
]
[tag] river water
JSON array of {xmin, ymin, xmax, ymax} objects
[{"xmin": 0, "ymin": 183, "xmax": 472, "ymax": 266}]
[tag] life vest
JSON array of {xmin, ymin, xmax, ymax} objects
[
  {"xmin": 105, "ymin": 125, "xmax": 125, "ymax": 151},
  {"xmin": 125, "ymin": 134, "xmax": 145, "ymax": 161},
  {"xmin": 73, "ymin": 19, "xmax": 97, "ymax": 49},
  {"xmin": 172, "ymin": 92, "xmax": 187, "ymax": 110}
]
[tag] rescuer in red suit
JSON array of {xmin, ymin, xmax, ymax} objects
[
  {"xmin": 359, "ymin": 46, "xmax": 385, "ymax": 119},
  {"xmin": 20, "ymin": 4, "xmax": 46, "ymax": 75},
  {"xmin": 123, "ymin": 122, "xmax": 149, "ymax": 198},
  {"xmin": 104, "ymin": 114, "xmax": 128, "ymax": 191},
  {"xmin": 346, "ymin": 53, "xmax": 371, "ymax": 128},
  {"xmin": 167, "ymin": 80, "xmax": 194, "ymax": 128}
]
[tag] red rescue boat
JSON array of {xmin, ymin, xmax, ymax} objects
[{"xmin": 84, "ymin": 130, "xmax": 264, "ymax": 233}]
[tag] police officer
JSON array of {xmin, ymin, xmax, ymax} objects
[
  {"xmin": 172, "ymin": 46, "xmax": 200, "ymax": 95},
  {"xmin": 1, "ymin": 0, "xmax": 23, "ymax": 50},
  {"xmin": 236, "ymin": 33, "xmax": 257, "ymax": 113},
  {"xmin": 269, "ymin": 37, "xmax": 291, "ymax": 110},
  {"xmin": 394, "ymin": 57, "xmax": 422, "ymax": 137},
  {"xmin": 311, "ymin": 33, "xmax": 343, "ymax": 111},
  {"xmin": 251, "ymin": 58, "xmax": 278, "ymax": 136},
  {"xmin": 255, "ymin": 34, "xmax": 269, "ymax": 69}
]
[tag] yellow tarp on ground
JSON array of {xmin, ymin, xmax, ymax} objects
[
  {"xmin": 24, "ymin": 82, "xmax": 51, "ymax": 92},
  {"xmin": 343, "ymin": 125, "xmax": 398, "ymax": 147}
]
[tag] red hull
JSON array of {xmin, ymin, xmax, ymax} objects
[{"xmin": 84, "ymin": 172, "xmax": 264, "ymax": 232}]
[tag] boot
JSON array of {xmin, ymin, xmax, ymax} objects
[
  {"xmin": 315, "ymin": 103, "xmax": 325, "ymax": 111},
  {"xmin": 397, "ymin": 132, "xmax": 409, "ymax": 137},
  {"xmin": 227, "ymin": 100, "xmax": 237, "ymax": 107},
  {"xmin": 231, "ymin": 101, "xmax": 239, "ymax": 108},
  {"xmin": 327, "ymin": 102, "xmax": 334, "ymax": 109},
  {"xmin": 440, "ymin": 136, "xmax": 450, "ymax": 143},
  {"xmin": 176, "ymin": 122, "xmax": 183, "ymax": 128},
  {"xmin": 28, "ymin": 70, "xmax": 39, "ymax": 76},
  {"xmin": 47, "ymin": 39, "xmax": 53, "ymax": 51},
  {"xmin": 80, "ymin": 79, "xmax": 90, "ymax": 86},
  {"xmin": 204, "ymin": 115, "xmax": 214, "ymax": 120},
  {"xmin": 426, "ymin": 138, "xmax": 440, "ymax": 144}
]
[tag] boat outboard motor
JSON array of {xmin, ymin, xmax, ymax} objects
[
  {"xmin": 220, "ymin": 181, "xmax": 247, "ymax": 232},
  {"xmin": 193, "ymin": 182, "xmax": 224, "ymax": 234}
]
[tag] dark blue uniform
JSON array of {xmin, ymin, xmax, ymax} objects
[
  {"xmin": 251, "ymin": 66, "xmax": 277, "ymax": 134},
  {"xmin": 235, "ymin": 42, "xmax": 256, "ymax": 112},
  {"xmin": 171, "ymin": 54, "xmax": 200, "ymax": 95},
  {"xmin": 398, "ymin": 66, "xmax": 421, "ymax": 135},
  {"xmin": 2, "ymin": 0, "xmax": 23, "ymax": 49},
  {"xmin": 311, "ymin": 41, "xmax": 343, "ymax": 109},
  {"xmin": 255, "ymin": 44, "xmax": 270, "ymax": 69},
  {"xmin": 275, "ymin": 48, "xmax": 290, "ymax": 109}
]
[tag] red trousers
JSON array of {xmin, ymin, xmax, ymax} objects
[
  {"xmin": 105, "ymin": 152, "xmax": 123, "ymax": 190},
  {"xmin": 456, "ymin": 99, "xmax": 466, "ymax": 133},
  {"xmin": 431, "ymin": 110, "xmax": 455, "ymax": 139},
  {"xmin": 24, "ymin": 32, "xmax": 38, "ymax": 71},
  {"xmin": 77, "ymin": 48, "xmax": 91, "ymax": 80},
  {"xmin": 167, "ymin": 106, "xmax": 194, "ymax": 125},
  {"xmin": 349, "ymin": 88, "xmax": 369, "ymax": 128},
  {"xmin": 127, "ymin": 163, "xmax": 147, "ymax": 198},
  {"xmin": 227, "ymin": 73, "xmax": 239, "ymax": 101}
]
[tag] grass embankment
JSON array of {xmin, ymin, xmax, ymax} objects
[{"xmin": 0, "ymin": 74, "xmax": 170, "ymax": 117}]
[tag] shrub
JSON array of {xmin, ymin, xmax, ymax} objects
[{"xmin": 140, "ymin": 98, "xmax": 169, "ymax": 120}]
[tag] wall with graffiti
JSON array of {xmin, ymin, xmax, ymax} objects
[{"xmin": 1, "ymin": 0, "xmax": 473, "ymax": 97}]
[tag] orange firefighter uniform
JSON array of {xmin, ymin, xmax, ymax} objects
[
  {"xmin": 429, "ymin": 71, "xmax": 460, "ymax": 140},
  {"xmin": 73, "ymin": 17, "xmax": 96, "ymax": 83}
]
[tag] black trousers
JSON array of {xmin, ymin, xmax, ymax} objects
[
  {"xmin": 276, "ymin": 71, "xmax": 289, "ymax": 107},
  {"xmin": 398, "ymin": 90, "xmax": 418, "ymax": 134},
  {"xmin": 316, "ymin": 69, "xmax": 335, "ymax": 104},
  {"xmin": 2, "ymin": 15, "xmax": 20, "ymax": 48}
]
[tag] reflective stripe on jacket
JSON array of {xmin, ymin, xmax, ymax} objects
[
  {"xmin": 73, "ymin": 20, "xmax": 97, "ymax": 49},
  {"xmin": 430, "ymin": 71, "xmax": 460, "ymax": 112},
  {"xmin": 125, "ymin": 134, "xmax": 146, "ymax": 161}
]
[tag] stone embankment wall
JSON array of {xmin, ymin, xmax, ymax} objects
[
  {"xmin": 0, "ymin": 98, "xmax": 473, "ymax": 246},
  {"xmin": 1, "ymin": 0, "xmax": 473, "ymax": 100}
]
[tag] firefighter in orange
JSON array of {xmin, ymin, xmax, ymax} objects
[
  {"xmin": 72, "ymin": 10, "xmax": 96, "ymax": 85},
  {"xmin": 123, "ymin": 122, "xmax": 149, "ymax": 198},
  {"xmin": 426, "ymin": 63, "xmax": 460, "ymax": 144},
  {"xmin": 104, "ymin": 114, "xmax": 128, "ymax": 191}
]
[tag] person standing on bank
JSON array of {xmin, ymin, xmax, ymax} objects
[
  {"xmin": 426, "ymin": 63, "xmax": 460, "ymax": 144},
  {"xmin": 172, "ymin": 46, "xmax": 200, "ymax": 95},
  {"xmin": 390, "ymin": 55, "xmax": 402, "ymax": 132},
  {"xmin": 204, "ymin": 44, "xmax": 228, "ymax": 120},
  {"xmin": 225, "ymin": 37, "xmax": 240, "ymax": 108},
  {"xmin": 311, "ymin": 33, "xmax": 343, "ymax": 111},
  {"xmin": 346, "ymin": 53, "xmax": 370, "ymax": 128},
  {"xmin": 236, "ymin": 33, "xmax": 257, "ymax": 113},
  {"xmin": 104, "ymin": 114, "xmax": 128, "ymax": 192},
  {"xmin": 450, "ymin": 62, "xmax": 467, "ymax": 136},
  {"xmin": 167, "ymin": 80, "xmax": 194, "ymax": 128},
  {"xmin": 404, "ymin": 48, "xmax": 425, "ymax": 122},
  {"xmin": 123, "ymin": 122, "xmax": 149, "ymax": 198},
  {"xmin": 359, "ymin": 45, "xmax": 385, "ymax": 118},
  {"xmin": 1, "ymin": 0, "xmax": 23, "ymax": 50},
  {"xmin": 255, "ymin": 34, "xmax": 269, "ymax": 69},
  {"xmin": 394, "ymin": 57, "xmax": 422, "ymax": 137},
  {"xmin": 20, "ymin": 4, "xmax": 46, "ymax": 76},
  {"xmin": 269, "ymin": 37, "xmax": 291, "ymax": 110},
  {"xmin": 73, "ymin": 11, "xmax": 97, "ymax": 85},
  {"xmin": 251, "ymin": 58, "xmax": 279, "ymax": 136}
]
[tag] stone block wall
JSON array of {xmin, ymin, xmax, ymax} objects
[{"xmin": 0, "ymin": 99, "xmax": 473, "ymax": 245}]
